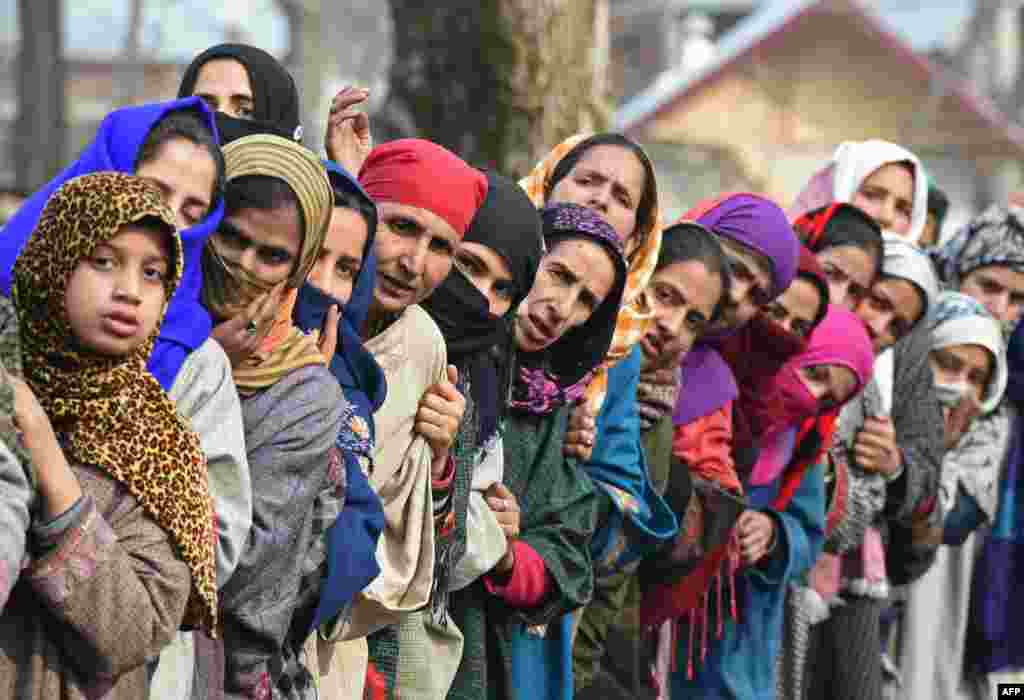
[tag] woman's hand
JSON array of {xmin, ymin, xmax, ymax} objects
[
  {"xmin": 316, "ymin": 303, "xmax": 341, "ymax": 365},
  {"xmin": 563, "ymin": 402, "xmax": 597, "ymax": 460},
  {"xmin": 854, "ymin": 416, "xmax": 901, "ymax": 477},
  {"xmin": 10, "ymin": 374, "xmax": 81, "ymax": 520},
  {"xmin": 637, "ymin": 366, "xmax": 680, "ymax": 426},
  {"xmin": 416, "ymin": 365, "xmax": 465, "ymax": 461},
  {"xmin": 736, "ymin": 509, "xmax": 776, "ymax": 566},
  {"xmin": 325, "ymin": 86, "xmax": 373, "ymax": 176},
  {"xmin": 211, "ymin": 282, "xmax": 286, "ymax": 368},
  {"xmin": 942, "ymin": 396, "xmax": 980, "ymax": 450},
  {"xmin": 487, "ymin": 483, "xmax": 520, "ymax": 575}
]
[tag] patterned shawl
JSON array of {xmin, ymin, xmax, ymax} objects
[
  {"xmin": 520, "ymin": 133, "xmax": 662, "ymax": 416},
  {"xmin": 11, "ymin": 172, "xmax": 216, "ymax": 634}
]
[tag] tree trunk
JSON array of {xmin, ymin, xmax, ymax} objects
[
  {"xmin": 382, "ymin": 0, "xmax": 610, "ymax": 175},
  {"xmin": 15, "ymin": 0, "xmax": 65, "ymax": 192},
  {"xmin": 276, "ymin": 0, "xmax": 326, "ymax": 148},
  {"xmin": 115, "ymin": 0, "xmax": 146, "ymax": 106}
]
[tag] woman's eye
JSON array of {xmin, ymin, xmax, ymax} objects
[
  {"xmin": 92, "ymin": 256, "xmax": 114, "ymax": 270},
  {"xmin": 143, "ymin": 267, "xmax": 166, "ymax": 282}
]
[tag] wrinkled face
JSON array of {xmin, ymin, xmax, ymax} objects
[
  {"xmin": 192, "ymin": 58, "xmax": 255, "ymax": 119},
  {"xmin": 136, "ymin": 136, "xmax": 216, "ymax": 230},
  {"xmin": 929, "ymin": 343, "xmax": 993, "ymax": 411},
  {"xmin": 856, "ymin": 277, "xmax": 924, "ymax": 353},
  {"xmin": 547, "ymin": 145, "xmax": 646, "ymax": 249},
  {"xmin": 515, "ymin": 237, "xmax": 616, "ymax": 353},
  {"xmin": 797, "ymin": 364, "xmax": 859, "ymax": 414},
  {"xmin": 640, "ymin": 259, "xmax": 722, "ymax": 370},
  {"xmin": 851, "ymin": 162, "xmax": 915, "ymax": 236},
  {"xmin": 212, "ymin": 202, "xmax": 302, "ymax": 287},
  {"xmin": 816, "ymin": 244, "xmax": 875, "ymax": 311},
  {"xmin": 65, "ymin": 224, "xmax": 172, "ymax": 356},
  {"xmin": 960, "ymin": 264, "xmax": 1024, "ymax": 325},
  {"xmin": 308, "ymin": 207, "xmax": 368, "ymax": 305},
  {"xmin": 708, "ymin": 235, "xmax": 773, "ymax": 332},
  {"xmin": 455, "ymin": 241, "xmax": 515, "ymax": 317},
  {"xmin": 764, "ymin": 277, "xmax": 824, "ymax": 341},
  {"xmin": 371, "ymin": 201, "xmax": 460, "ymax": 316}
]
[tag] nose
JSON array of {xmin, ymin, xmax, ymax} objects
[
  {"xmin": 987, "ymin": 292, "xmax": 1009, "ymax": 321},
  {"xmin": 587, "ymin": 184, "xmax": 611, "ymax": 212},
  {"xmin": 114, "ymin": 268, "xmax": 143, "ymax": 302},
  {"xmin": 867, "ymin": 310, "xmax": 891, "ymax": 340},
  {"xmin": 829, "ymin": 280, "xmax": 850, "ymax": 309},
  {"xmin": 550, "ymin": 288, "xmax": 574, "ymax": 325},
  {"xmin": 238, "ymin": 247, "xmax": 260, "ymax": 274},
  {"xmin": 875, "ymin": 199, "xmax": 895, "ymax": 231},
  {"xmin": 400, "ymin": 238, "xmax": 429, "ymax": 279}
]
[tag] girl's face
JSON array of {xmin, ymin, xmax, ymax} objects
[
  {"xmin": 515, "ymin": 237, "xmax": 616, "ymax": 353},
  {"xmin": 212, "ymin": 201, "xmax": 303, "ymax": 287},
  {"xmin": 64, "ymin": 224, "xmax": 172, "ymax": 357},
  {"xmin": 136, "ymin": 136, "xmax": 216, "ymax": 230},
  {"xmin": 547, "ymin": 145, "xmax": 646, "ymax": 249},
  {"xmin": 192, "ymin": 58, "xmax": 255, "ymax": 120},
  {"xmin": 851, "ymin": 162, "xmax": 915, "ymax": 236},
  {"xmin": 798, "ymin": 363, "xmax": 858, "ymax": 413},
  {"xmin": 640, "ymin": 259, "xmax": 722, "ymax": 369},
  {"xmin": 816, "ymin": 244, "xmax": 875, "ymax": 311},
  {"xmin": 454, "ymin": 241, "xmax": 515, "ymax": 317},
  {"xmin": 308, "ymin": 206, "xmax": 369, "ymax": 305},
  {"xmin": 763, "ymin": 277, "xmax": 824, "ymax": 341},
  {"xmin": 929, "ymin": 342, "xmax": 993, "ymax": 409},
  {"xmin": 855, "ymin": 277, "xmax": 924, "ymax": 353}
]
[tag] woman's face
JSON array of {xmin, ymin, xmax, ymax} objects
[
  {"xmin": 212, "ymin": 201, "xmax": 303, "ymax": 287},
  {"xmin": 960, "ymin": 264, "xmax": 1024, "ymax": 325},
  {"xmin": 192, "ymin": 58, "xmax": 255, "ymax": 119},
  {"xmin": 515, "ymin": 238, "xmax": 616, "ymax": 353},
  {"xmin": 371, "ymin": 202, "xmax": 460, "ymax": 316},
  {"xmin": 855, "ymin": 277, "xmax": 924, "ymax": 353},
  {"xmin": 65, "ymin": 224, "xmax": 172, "ymax": 357},
  {"xmin": 763, "ymin": 277, "xmax": 824, "ymax": 341},
  {"xmin": 797, "ymin": 364, "xmax": 859, "ymax": 413},
  {"xmin": 816, "ymin": 244, "xmax": 875, "ymax": 311},
  {"xmin": 640, "ymin": 259, "xmax": 722, "ymax": 369},
  {"xmin": 308, "ymin": 206, "xmax": 369, "ymax": 306},
  {"xmin": 709, "ymin": 236, "xmax": 773, "ymax": 332},
  {"xmin": 851, "ymin": 162, "xmax": 915, "ymax": 236},
  {"xmin": 455, "ymin": 241, "xmax": 515, "ymax": 317},
  {"xmin": 929, "ymin": 342, "xmax": 993, "ymax": 409},
  {"xmin": 136, "ymin": 136, "xmax": 216, "ymax": 230},
  {"xmin": 547, "ymin": 145, "xmax": 646, "ymax": 249}
]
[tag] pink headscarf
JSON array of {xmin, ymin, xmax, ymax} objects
[{"xmin": 748, "ymin": 305, "xmax": 874, "ymax": 486}]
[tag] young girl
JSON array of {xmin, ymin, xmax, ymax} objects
[{"xmin": 0, "ymin": 172, "xmax": 216, "ymax": 698}]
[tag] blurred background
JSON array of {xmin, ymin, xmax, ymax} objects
[{"xmin": 0, "ymin": 0, "xmax": 1019, "ymax": 236}]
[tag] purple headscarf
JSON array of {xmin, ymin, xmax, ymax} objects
[{"xmin": 672, "ymin": 193, "xmax": 801, "ymax": 426}]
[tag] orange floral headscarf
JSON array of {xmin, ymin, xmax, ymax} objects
[{"xmin": 520, "ymin": 133, "xmax": 663, "ymax": 416}]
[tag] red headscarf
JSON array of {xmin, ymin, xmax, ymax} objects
[{"xmin": 359, "ymin": 138, "xmax": 488, "ymax": 238}]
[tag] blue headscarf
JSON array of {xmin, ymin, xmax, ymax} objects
[
  {"xmin": 0, "ymin": 97, "xmax": 224, "ymax": 390},
  {"xmin": 293, "ymin": 161, "xmax": 386, "ymax": 629}
]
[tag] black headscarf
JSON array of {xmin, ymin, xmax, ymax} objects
[
  {"xmin": 178, "ymin": 43, "xmax": 302, "ymax": 143},
  {"xmin": 510, "ymin": 203, "xmax": 628, "ymax": 415},
  {"xmin": 422, "ymin": 171, "xmax": 544, "ymax": 445}
]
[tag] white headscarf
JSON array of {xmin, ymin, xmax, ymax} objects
[
  {"xmin": 927, "ymin": 291, "xmax": 1008, "ymax": 415},
  {"xmin": 871, "ymin": 234, "xmax": 941, "ymax": 414},
  {"xmin": 789, "ymin": 139, "xmax": 930, "ymax": 244}
]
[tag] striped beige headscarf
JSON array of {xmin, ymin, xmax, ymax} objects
[
  {"xmin": 520, "ymin": 133, "xmax": 662, "ymax": 416},
  {"xmin": 203, "ymin": 134, "xmax": 334, "ymax": 395}
]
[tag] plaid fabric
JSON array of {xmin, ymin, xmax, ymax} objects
[{"xmin": 520, "ymin": 134, "xmax": 662, "ymax": 416}]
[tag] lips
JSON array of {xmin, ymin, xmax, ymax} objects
[
  {"xmin": 380, "ymin": 273, "xmax": 416, "ymax": 297},
  {"xmin": 641, "ymin": 334, "xmax": 661, "ymax": 358},
  {"xmin": 101, "ymin": 310, "xmax": 141, "ymax": 338}
]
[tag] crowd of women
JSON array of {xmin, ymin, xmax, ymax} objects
[{"xmin": 0, "ymin": 41, "xmax": 1021, "ymax": 700}]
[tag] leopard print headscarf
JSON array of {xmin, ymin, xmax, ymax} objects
[{"xmin": 11, "ymin": 172, "xmax": 218, "ymax": 635}]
